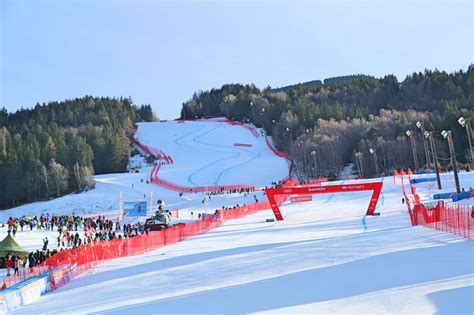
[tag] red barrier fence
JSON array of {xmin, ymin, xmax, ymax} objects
[
  {"xmin": 133, "ymin": 126, "xmax": 173, "ymax": 164},
  {"xmin": 149, "ymin": 164, "xmax": 257, "ymax": 193},
  {"xmin": 44, "ymin": 219, "xmax": 219, "ymax": 290},
  {"xmin": 413, "ymin": 202, "xmax": 474, "ymax": 240},
  {"xmin": 134, "ymin": 121, "xmax": 292, "ymax": 192},
  {"xmin": 400, "ymin": 172, "xmax": 473, "ymax": 240},
  {"xmin": 2, "ymin": 180, "xmax": 296, "ymax": 291}
]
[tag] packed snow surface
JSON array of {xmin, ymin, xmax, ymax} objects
[
  {"xmin": 135, "ymin": 119, "xmax": 289, "ymax": 187},
  {"xmin": 2, "ymin": 120, "xmax": 473, "ymax": 314},
  {"xmin": 12, "ymin": 174, "xmax": 474, "ymax": 314}
]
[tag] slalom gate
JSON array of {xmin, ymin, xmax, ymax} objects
[
  {"xmin": 0, "ymin": 180, "xmax": 297, "ymax": 310},
  {"xmin": 398, "ymin": 170, "xmax": 474, "ymax": 240}
]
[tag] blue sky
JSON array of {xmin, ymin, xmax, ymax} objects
[{"xmin": 1, "ymin": 0, "xmax": 472, "ymax": 119}]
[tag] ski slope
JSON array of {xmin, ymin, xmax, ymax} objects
[
  {"xmin": 1, "ymin": 119, "xmax": 288, "ymax": 222},
  {"xmin": 135, "ymin": 119, "xmax": 289, "ymax": 187},
  {"xmin": 2, "ymin": 119, "xmax": 473, "ymax": 314},
  {"xmin": 13, "ymin": 175, "xmax": 474, "ymax": 314}
]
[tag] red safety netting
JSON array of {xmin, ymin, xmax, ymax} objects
[
  {"xmin": 133, "ymin": 126, "xmax": 173, "ymax": 164},
  {"xmin": 413, "ymin": 202, "xmax": 474, "ymax": 240},
  {"xmin": 399, "ymin": 171, "xmax": 474, "ymax": 240},
  {"xmin": 1, "ymin": 181, "xmax": 295, "ymax": 291},
  {"xmin": 134, "ymin": 121, "xmax": 292, "ymax": 192},
  {"xmin": 149, "ymin": 164, "xmax": 257, "ymax": 193}
]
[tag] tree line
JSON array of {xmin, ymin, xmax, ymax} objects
[
  {"xmin": 181, "ymin": 67, "xmax": 474, "ymax": 180},
  {"xmin": 0, "ymin": 96, "xmax": 155, "ymax": 209}
]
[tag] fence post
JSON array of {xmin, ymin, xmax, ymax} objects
[{"xmin": 468, "ymin": 206, "xmax": 472, "ymax": 240}]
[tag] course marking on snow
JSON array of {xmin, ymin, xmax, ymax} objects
[{"xmin": 188, "ymin": 123, "xmax": 261, "ymax": 186}]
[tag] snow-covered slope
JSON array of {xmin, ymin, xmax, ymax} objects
[
  {"xmin": 13, "ymin": 175, "xmax": 474, "ymax": 314},
  {"xmin": 1, "ymin": 119, "xmax": 288, "ymax": 222},
  {"xmin": 3, "ymin": 119, "xmax": 473, "ymax": 314},
  {"xmin": 135, "ymin": 119, "xmax": 289, "ymax": 187}
]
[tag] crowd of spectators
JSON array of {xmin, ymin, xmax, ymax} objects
[{"xmin": 1, "ymin": 214, "xmax": 148, "ymax": 277}]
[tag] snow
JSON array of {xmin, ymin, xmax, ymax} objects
[
  {"xmin": 2, "ymin": 120, "xmax": 473, "ymax": 314},
  {"xmin": 1, "ymin": 119, "xmax": 287, "ymax": 223},
  {"xmin": 12, "ymin": 175, "xmax": 474, "ymax": 314},
  {"xmin": 406, "ymin": 171, "xmax": 473, "ymax": 205},
  {"xmin": 135, "ymin": 119, "xmax": 289, "ymax": 187}
]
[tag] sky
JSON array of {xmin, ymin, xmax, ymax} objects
[{"xmin": 0, "ymin": 0, "xmax": 472, "ymax": 119}]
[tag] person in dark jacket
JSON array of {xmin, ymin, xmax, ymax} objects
[
  {"xmin": 28, "ymin": 252, "xmax": 36, "ymax": 271},
  {"xmin": 42, "ymin": 237, "xmax": 49, "ymax": 251}
]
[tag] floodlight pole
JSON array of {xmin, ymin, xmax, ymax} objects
[
  {"xmin": 406, "ymin": 130, "xmax": 419, "ymax": 171},
  {"xmin": 417, "ymin": 121, "xmax": 431, "ymax": 167},
  {"xmin": 369, "ymin": 148, "xmax": 379, "ymax": 177},
  {"xmin": 458, "ymin": 117, "xmax": 473, "ymax": 163},
  {"xmin": 442, "ymin": 130, "xmax": 461, "ymax": 193},
  {"xmin": 425, "ymin": 131, "xmax": 442, "ymax": 189}
]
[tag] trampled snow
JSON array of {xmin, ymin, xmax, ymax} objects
[{"xmin": 1, "ymin": 120, "xmax": 473, "ymax": 314}]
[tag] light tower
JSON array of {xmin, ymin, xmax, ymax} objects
[
  {"xmin": 355, "ymin": 151, "xmax": 363, "ymax": 178},
  {"xmin": 458, "ymin": 117, "xmax": 473, "ymax": 163},
  {"xmin": 311, "ymin": 150, "xmax": 318, "ymax": 177},
  {"xmin": 416, "ymin": 121, "xmax": 431, "ymax": 167},
  {"xmin": 441, "ymin": 130, "xmax": 460, "ymax": 193},
  {"xmin": 424, "ymin": 131, "xmax": 442, "ymax": 189},
  {"xmin": 369, "ymin": 148, "xmax": 379, "ymax": 177},
  {"xmin": 406, "ymin": 130, "xmax": 419, "ymax": 171}
]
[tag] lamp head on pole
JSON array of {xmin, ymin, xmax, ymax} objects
[
  {"xmin": 311, "ymin": 150, "xmax": 316, "ymax": 156},
  {"xmin": 406, "ymin": 130, "xmax": 411, "ymax": 137},
  {"xmin": 424, "ymin": 131, "xmax": 430, "ymax": 139},
  {"xmin": 441, "ymin": 130, "xmax": 449, "ymax": 139},
  {"xmin": 416, "ymin": 121, "xmax": 422, "ymax": 129},
  {"xmin": 369, "ymin": 148, "xmax": 375, "ymax": 154},
  {"xmin": 458, "ymin": 117, "xmax": 466, "ymax": 127},
  {"xmin": 355, "ymin": 152, "xmax": 362, "ymax": 157},
  {"xmin": 285, "ymin": 127, "xmax": 290, "ymax": 132}
]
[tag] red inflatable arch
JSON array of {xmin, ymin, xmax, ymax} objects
[{"xmin": 265, "ymin": 182, "xmax": 383, "ymax": 221}]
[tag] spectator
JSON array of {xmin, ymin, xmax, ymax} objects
[{"xmin": 6, "ymin": 254, "xmax": 13, "ymax": 276}]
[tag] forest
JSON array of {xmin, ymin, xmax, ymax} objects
[
  {"xmin": 0, "ymin": 96, "xmax": 155, "ymax": 209},
  {"xmin": 2, "ymin": 67, "xmax": 472, "ymax": 208},
  {"xmin": 181, "ymin": 67, "xmax": 474, "ymax": 180}
]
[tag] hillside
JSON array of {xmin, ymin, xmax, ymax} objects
[
  {"xmin": 0, "ymin": 96, "xmax": 155, "ymax": 209},
  {"xmin": 0, "ymin": 119, "xmax": 289, "ymax": 220},
  {"xmin": 182, "ymin": 67, "xmax": 474, "ymax": 180},
  {"xmin": 272, "ymin": 74, "xmax": 374, "ymax": 92}
]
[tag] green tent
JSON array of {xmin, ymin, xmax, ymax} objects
[{"xmin": 0, "ymin": 235, "xmax": 29, "ymax": 257}]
